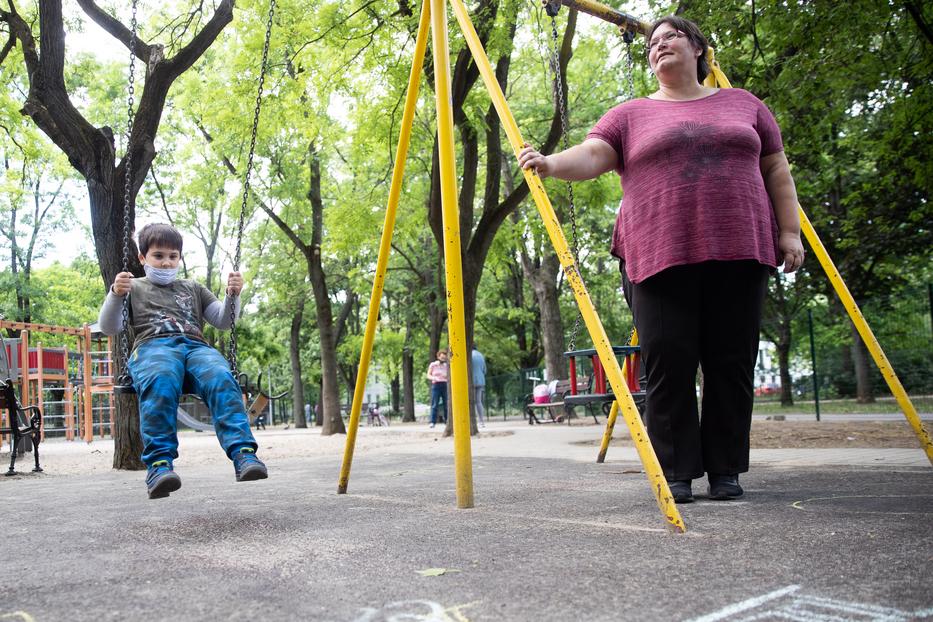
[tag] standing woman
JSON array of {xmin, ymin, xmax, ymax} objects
[
  {"xmin": 426, "ymin": 349, "xmax": 449, "ymax": 428},
  {"xmin": 519, "ymin": 16, "xmax": 804, "ymax": 503}
]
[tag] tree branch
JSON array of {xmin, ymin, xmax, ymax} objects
[
  {"xmin": 0, "ymin": 32, "xmax": 14, "ymax": 66},
  {"xmin": 904, "ymin": 0, "xmax": 933, "ymax": 46},
  {"xmin": 161, "ymin": 0, "xmax": 234, "ymax": 82},
  {"xmin": 75, "ymin": 0, "xmax": 152, "ymax": 64}
]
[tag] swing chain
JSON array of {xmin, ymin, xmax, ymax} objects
[
  {"xmin": 550, "ymin": 15, "xmax": 582, "ymax": 352},
  {"xmin": 118, "ymin": 0, "xmax": 139, "ymax": 383},
  {"xmin": 227, "ymin": 0, "xmax": 276, "ymax": 376},
  {"xmin": 622, "ymin": 28, "xmax": 636, "ymax": 102}
]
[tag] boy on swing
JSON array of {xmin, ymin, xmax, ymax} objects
[{"xmin": 98, "ymin": 223, "xmax": 268, "ymax": 499}]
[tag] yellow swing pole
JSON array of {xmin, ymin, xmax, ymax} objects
[
  {"xmin": 596, "ymin": 330, "xmax": 637, "ymax": 464},
  {"xmin": 449, "ymin": 0, "xmax": 684, "ymax": 532},
  {"xmin": 338, "ymin": 0, "xmax": 432, "ymax": 494},
  {"xmin": 798, "ymin": 208, "xmax": 933, "ymax": 465},
  {"xmin": 431, "ymin": 0, "xmax": 475, "ymax": 508}
]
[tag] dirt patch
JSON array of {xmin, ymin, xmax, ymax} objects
[
  {"xmin": 576, "ymin": 420, "xmax": 925, "ymax": 449},
  {"xmin": 748, "ymin": 420, "xmax": 922, "ymax": 448}
]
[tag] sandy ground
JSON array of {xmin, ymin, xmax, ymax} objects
[
  {"xmin": 3, "ymin": 418, "xmax": 927, "ymax": 478},
  {"xmin": 591, "ymin": 420, "xmax": 926, "ymax": 449}
]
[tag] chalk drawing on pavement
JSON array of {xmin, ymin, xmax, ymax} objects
[
  {"xmin": 0, "ymin": 613, "xmax": 36, "ymax": 622},
  {"xmin": 350, "ymin": 599, "xmax": 480, "ymax": 622},
  {"xmin": 686, "ymin": 585, "xmax": 933, "ymax": 622}
]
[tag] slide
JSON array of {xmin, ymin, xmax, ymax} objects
[{"xmin": 176, "ymin": 406, "xmax": 214, "ymax": 433}]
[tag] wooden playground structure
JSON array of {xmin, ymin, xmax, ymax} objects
[
  {"xmin": 0, "ymin": 320, "xmax": 290, "ymax": 452},
  {"xmin": 0, "ymin": 320, "xmax": 119, "ymax": 444}
]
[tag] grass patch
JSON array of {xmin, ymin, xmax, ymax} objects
[{"xmin": 753, "ymin": 396, "xmax": 933, "ymax": 415}]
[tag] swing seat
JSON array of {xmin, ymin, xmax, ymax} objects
[{"xmin": 562, "ymin": 346, "xmax": 646, "ymax": 423}]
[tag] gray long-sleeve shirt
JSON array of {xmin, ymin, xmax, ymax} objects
[{"xmin": 97, "ymin": 277, "xmax": 241, "ymax": 346}]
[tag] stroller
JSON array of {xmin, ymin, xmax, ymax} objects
[{"xmin": 0, "ymin": 337, "xmax": 43, "ymax": 476}]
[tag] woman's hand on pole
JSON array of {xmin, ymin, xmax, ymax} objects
[{"xmin": 519, "ymin": 143, "xmax": 552, "ymax": 178}]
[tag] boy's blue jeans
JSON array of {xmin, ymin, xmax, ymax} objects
[{"xmin": 128, "ymin": 335, "xmax": 258, "ymax": 467}]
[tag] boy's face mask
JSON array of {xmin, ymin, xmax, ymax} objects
[
  {"xmin": 139, "ymin": 244, "xmax": 182, "ymax": 286},
  {"xmin": 143, "ymin": 264, "xmax": 179, "ymax": 285}
]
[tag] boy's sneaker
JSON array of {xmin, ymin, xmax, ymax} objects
[
  {"xmin": 233, "ymin": 447, "xmax": 268, "ymax": 482},
  {"xmin": 146, "ymin": 460, "xmax": 182, "ymax": 499}
]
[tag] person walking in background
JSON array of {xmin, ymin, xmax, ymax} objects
[
  {"xmin": 471, "ymin": 345, "xmax": 487, "ymax": 428},
  {"xmin": 426, "ymin": 349, "xmax": 449, "ymax": 428},
  {"xmin": 519, "ymin": 16, "xmax": 804, "ymax": 504}
]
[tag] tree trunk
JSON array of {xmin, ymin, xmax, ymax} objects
[
  {"xmin": 309, "ymin": 269, "xmax": 345, "ymax": 434},
  {"xmin": 110, "ymin": 337, "xmax": 144, "ymax": 470},
  {"xmin": 290, "ymin": 300, "xmax": 307, "ymax": 428},
  {"xmin": 521, "ymin": 248, "xmax": 564, "ymax": 380},
  {"xmin": 402, "ymin": 345, "xmax": 415, "ymax": 422},
  {"xmin": 306, "ymin": 149, "xmax": 345, "ymax": 435},
  {"xmin": 851, "ymin": 322, "xmax": 875, "ymax": 403},
  {"xmin": 390, "ymin": 373, "xmax": 400, "ymax": 416},
  {"xmin": 777, "ymin": 341, "xmax": 794, "ymax": 407}
]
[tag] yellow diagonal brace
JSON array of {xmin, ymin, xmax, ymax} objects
[
  {"xmin": 799, "ymin": 208, "xmax": 933, "ymax": 465},
  {"xmin": 449, "ymin": 0, "xmax": 684, "ymax": 532},
  {"xmin": 597, "ymin": 330, "xmax": 638, "ymax": 464},
  {"xmin": 338, "ymin": 0, "xmax": 431, "ymax": 494},
  {"xmin": 432, "ymin": 0, "xmax": 474, "ymax": 509}
]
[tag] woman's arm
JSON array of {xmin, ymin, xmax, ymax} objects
[
  {"xmin": 761, "ymin": 151, "xmax": 805, "ymax": 273},
  {"xmin": 518, "ymin": 138, "xmax": 618, "ymax": 181}
]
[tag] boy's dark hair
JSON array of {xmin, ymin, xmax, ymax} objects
[
  {"xmin": 137, "ymin": 223, "xmax": 183, "ymax": 255},
  {"xmin": 647, "ymin": 15, "xmax": 711, "ymax": 84}
]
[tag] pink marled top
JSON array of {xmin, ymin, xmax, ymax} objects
[{"xmin": 587, "ymin": 88, "xmax": 784, "ymax": 283}]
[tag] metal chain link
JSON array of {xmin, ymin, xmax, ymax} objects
[
  {"xmin": 622, "ymin": 29, "xmax": 636, "ymax": 102},
  {"xmin": 117, "ymin": 0, "xmax": 139, "ymax": 386},
  {"xmin": 550, "ymin": 15, "xmax": 583, "ymax": 353},
  {"xmin": 227, "ymin": 0, "xmax": 276, "ymax": 376}
]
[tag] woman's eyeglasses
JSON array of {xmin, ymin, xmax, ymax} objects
[{"xmin": 647, "ymin": 30, "xmax": 685, "ymax": 51}]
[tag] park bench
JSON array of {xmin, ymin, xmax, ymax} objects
[
  {"xmin": 524, "ymin": 378, "xmax": 578, "ymax": 425},
  {"xmin": 524, "ymin": 346, "xmax": 647, "ymax": 426},
  {"xmin": 0, "ymin": 377, "xmax": 43, "ymax": 475}
]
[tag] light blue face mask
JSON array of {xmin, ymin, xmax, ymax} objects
[{"xmin": 143, "ymin": 264, "xmax": 179, "ymax": 286}]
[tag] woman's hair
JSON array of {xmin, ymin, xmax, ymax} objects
[
  {"xmin": 137, "ymin": 223, "xmax": 183, "ymax": 255},
  {"xmin": 437, "ymin": 349, "xmax": 447, "ymax": 358},
  {"xmin": 647, "ymin": 15, "xmax": 711, "ymax": 84}
]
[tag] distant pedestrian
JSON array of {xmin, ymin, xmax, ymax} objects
[
  {"xmin": 426, "ymin": 349, "xmax": 449, "ymax": 428},
  {"xmin": 368, "ymin": 402, "xmax": 388, "ymax": 427},
  {"xmin": 471, "ymin": 345, "xmax": 487, "ymax": 428}
]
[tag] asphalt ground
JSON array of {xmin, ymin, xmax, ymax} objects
[{"xmin": 2, "ymin": 425, "xmax": 932, "ymax": 622}]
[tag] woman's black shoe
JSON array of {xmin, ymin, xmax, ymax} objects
[
  {"xmin": 708, "ymin": 474, "xmax": 743, "ymax": 500},
  {"xmin": 668, "ymin": 480, "xmax": 694, "ymax": 503}
]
